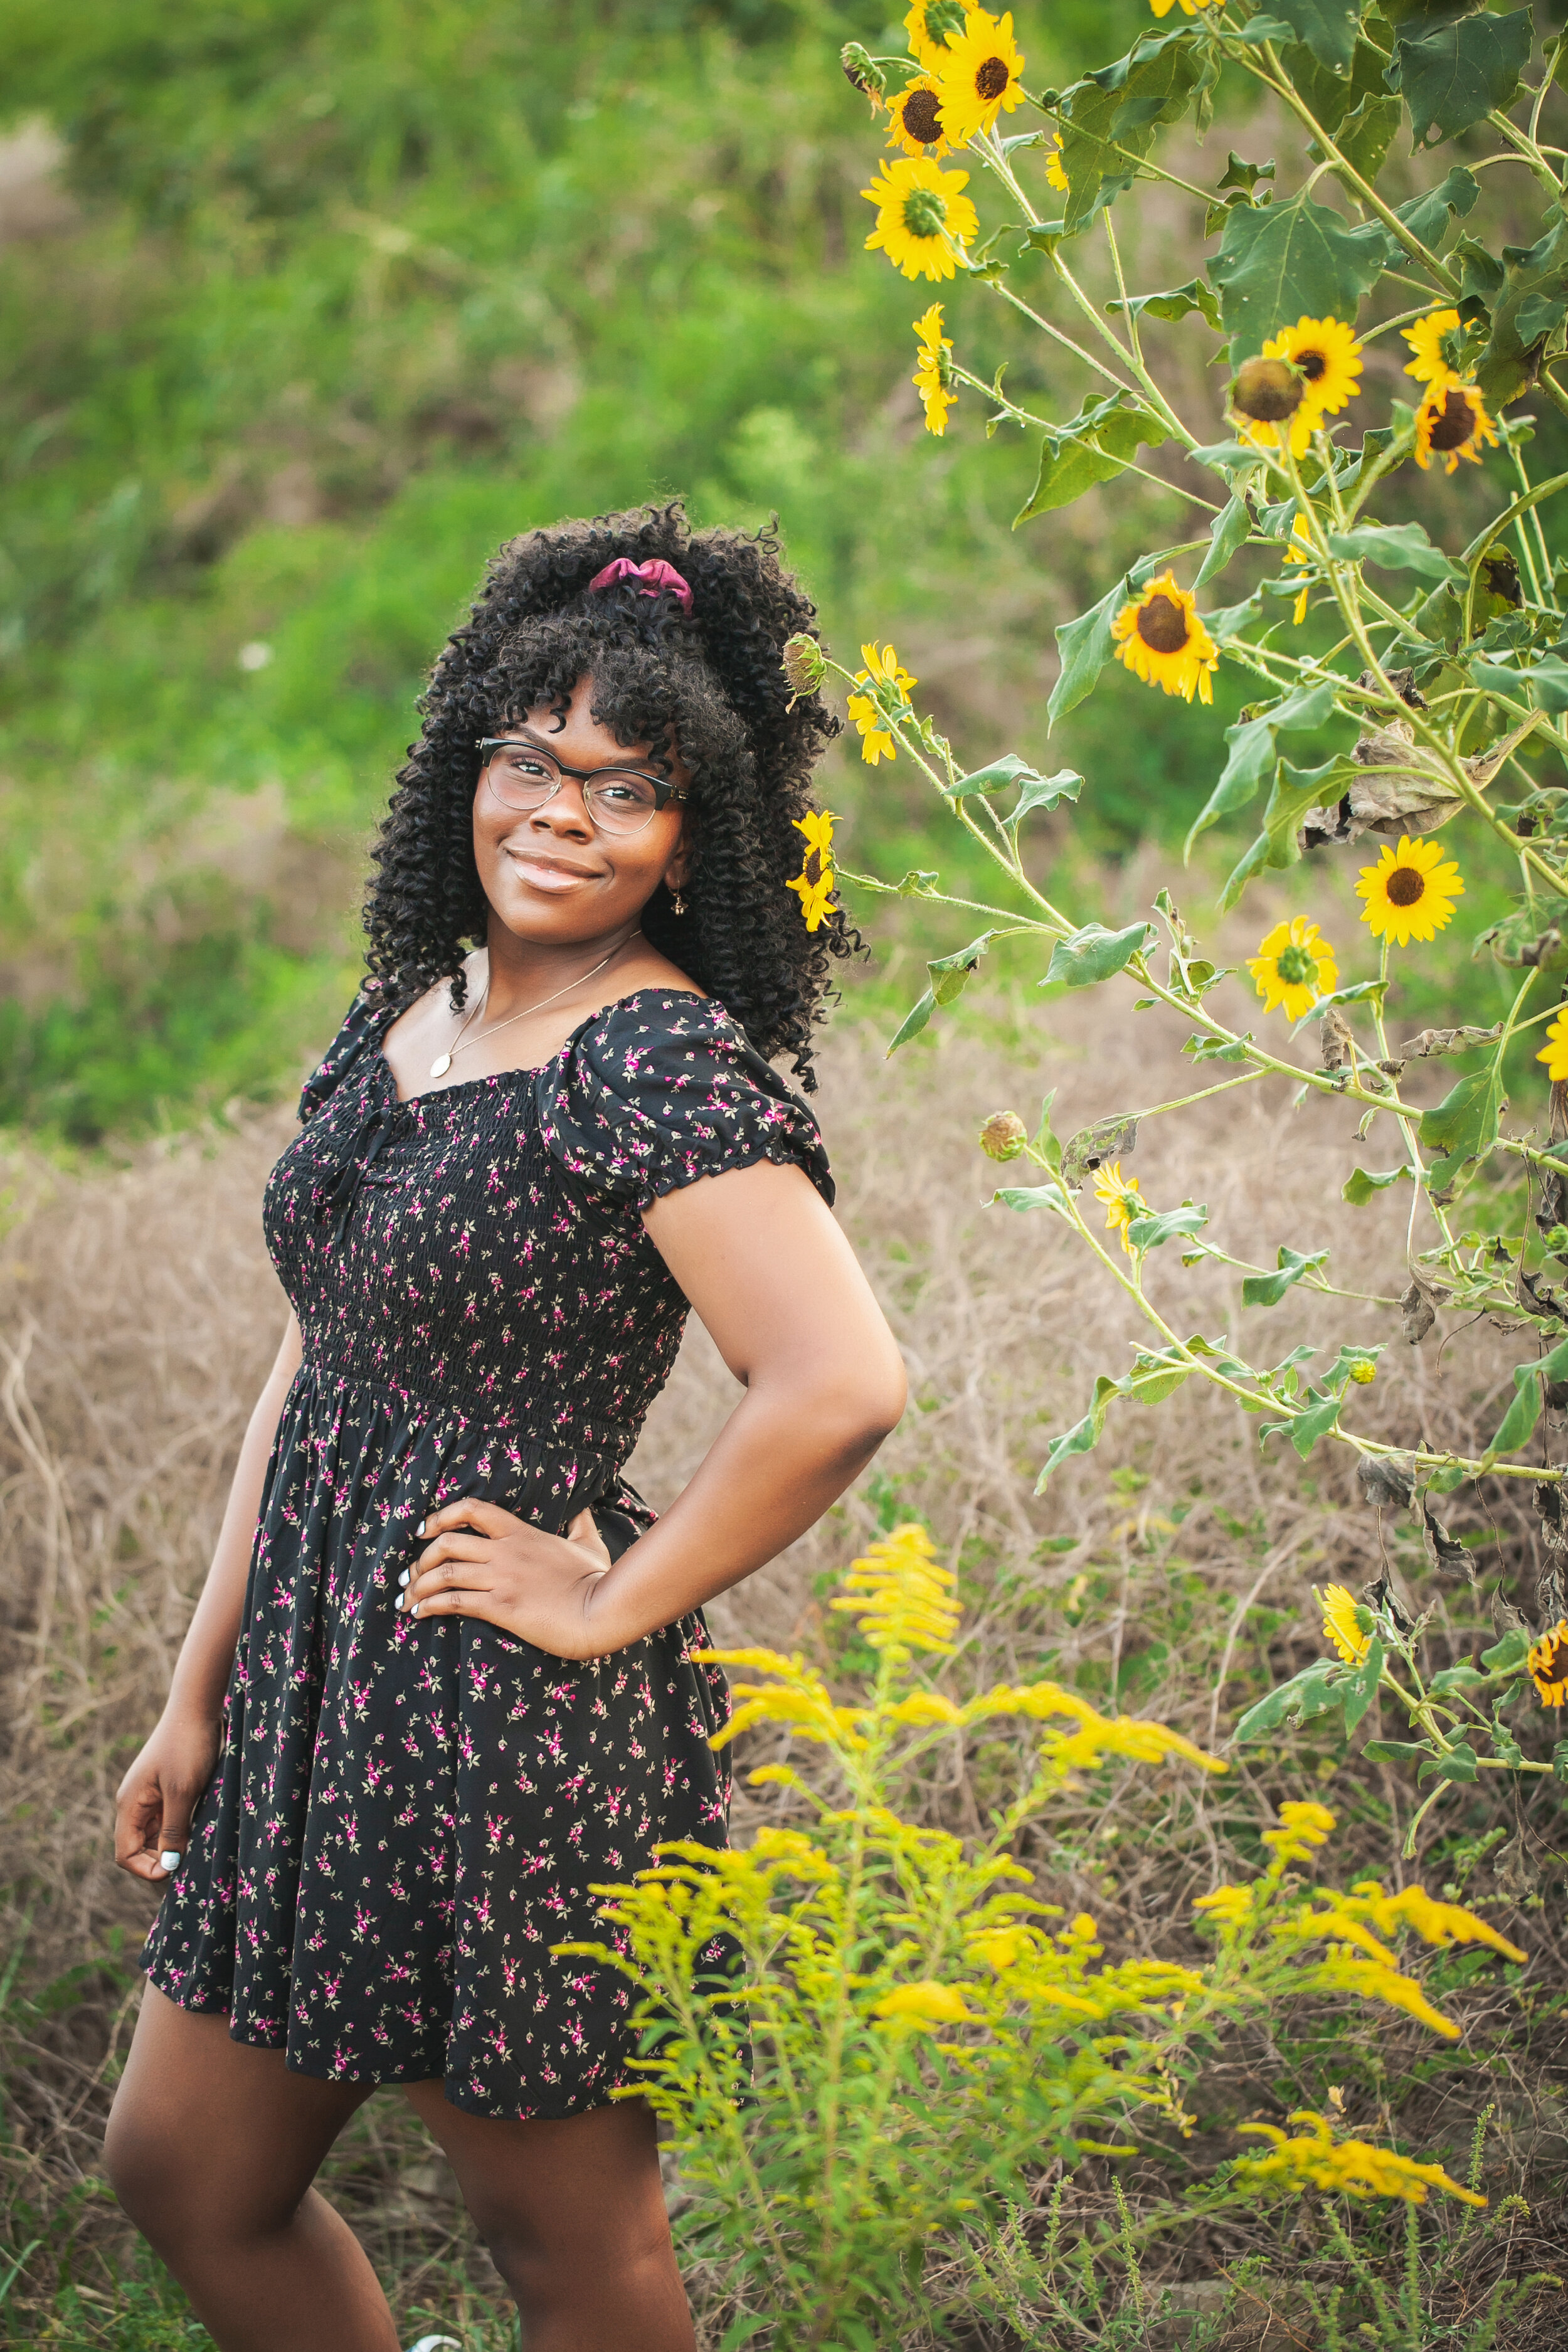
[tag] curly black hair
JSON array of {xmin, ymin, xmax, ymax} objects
[{"xmin": 362, "ymin": 501, "xmax": 858, "ymax": 1090}]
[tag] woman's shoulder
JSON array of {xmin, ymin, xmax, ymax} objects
[
  {"xmin": 538, "ymin": 986, "xmax": 834, "ymax": 1209},
  {"xmin": 297, "ymin": 983, "xmax": 398, "ymax": 1123}
]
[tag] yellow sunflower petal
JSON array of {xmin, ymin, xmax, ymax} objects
[
  {"xmin": 1355, "ymin": 834, "xmax": 1465, "ymax": 948},
  {"xmin": 861, "ymin": 154, "xmax": 978, "ymax": 282},
  {"xmin": 929, "ymin": 8, "xmax": 1026, "ymax": 146},
  {"xmin": 1111, "ymin": 571, "xmax": 1219, "ymax": 705},
  {"xmin": 1414, "ymin": 380, "xmax": 1498, "ymax": 475}
]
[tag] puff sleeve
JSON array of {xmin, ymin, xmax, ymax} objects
[
  {"xmin": 297, "ymin": 988, "xmax": 395, "ymax": 1124},
  {"xmin": 537, "ymin": 990, "xmax": 834, "ymax": 1212}
]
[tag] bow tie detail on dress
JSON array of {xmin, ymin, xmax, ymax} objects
[{"xmin": 318, "ymin": 1103, "xmax": 394, "ymax": 1248}]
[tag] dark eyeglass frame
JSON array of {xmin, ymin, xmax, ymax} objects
[{"xmin": 474, "ymin": 736, "xmax": 687, "ymax": 836}]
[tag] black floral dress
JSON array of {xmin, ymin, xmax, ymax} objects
[{"xmin": 143, "ymin": 985, "xmax": 832, "ymax": 2119}]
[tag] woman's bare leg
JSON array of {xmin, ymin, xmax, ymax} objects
[
  {"xmin": 404, "ymin": 2082, "xmax": 696, "ymax": 2352},
  {"xmin": 104, "ymin": 1982, "xmax": 398, "ymax": 2352}
]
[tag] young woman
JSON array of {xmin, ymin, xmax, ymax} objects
[{"xmin": 105, "ymin": 506, "xmax": 907, "ymax": 2352}]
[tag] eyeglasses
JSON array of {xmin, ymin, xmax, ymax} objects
[{"xmin": 474, "ymin": 737, "xmax": 687, "ymax": 839}]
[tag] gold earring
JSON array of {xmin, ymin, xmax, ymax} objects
[{"xmin": 672, "ymin": 887, "xmax": 687, "ymax": 916}]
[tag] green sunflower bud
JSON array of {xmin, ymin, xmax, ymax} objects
[
  {"xmin": 781, "ymin": 634, "xmax": 826, "ymax": 704},
  {"xmin": 978, "ymin": 1111, "xmax": 1027, "ymax": 1162}
]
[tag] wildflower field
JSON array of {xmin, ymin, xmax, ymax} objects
[{"xmin": 7, "ymin": 0, "xmax": 1568, "ymax": 2345}]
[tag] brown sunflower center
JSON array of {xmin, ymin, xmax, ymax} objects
[
  {"xmin": 901, "ymin": 87, "xmax": 944, "ymax": 142},
  {"xmin": 1428, "ymin": 388, "xmax": 1477, "ymax": 452},
  {"xmin": 1385, "ymin": 865, "xmax": 1425, "ymax": 907},
  {"xmin": 1296, "ymin": 348, "xmax": 1327, "ymax": 381},
  {"xmin": 975, "ymin": 55, "xmax": 1011, "ymax": 100},
  {"xmin": 1231, "ymin": 357, "xmax": 1303, "ymax": 423},
  {"xmin": 1136, "ymin": 593, "xmax": 1191, "ymax": 655},
  {"xmin": 1276, "ymin": 944, "xmax": 1316, "ymax": 985},
  {"xmin": 901, "ymin": 187, "xmax": 947, "ymax": 238},
  {"xmin": 802, "ymin": 848, "xmax": 824, "ymax": 884}
]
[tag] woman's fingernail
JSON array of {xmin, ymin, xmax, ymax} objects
[
  {"xmin": 159, "ymin": 1850, "xmax": 183, "ymax": 1871},
  {"xmin": 398, "ymin": 1569, "xmax": 410, "ymax": 1587},
  {"xmin": 409, "ymin": 1602, "xmax": 419, "ymax": 1618},
  {"xmin": 395, "ymin": 1594, "xmax": 405, "ymax": 1611},
  {"xmin": 416, "ymin": 1520, "xmax": 426, "ymax": 1537}
]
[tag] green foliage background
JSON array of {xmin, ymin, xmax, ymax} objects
[{"xmin": 0, "ymin": 0, "xmax": 1256, "ymax": 1142}]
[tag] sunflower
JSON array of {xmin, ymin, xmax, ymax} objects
[
  {"xmin": 787, "ymin": 867, "xmax": 837, "ymax": 931},
  {"xmin": 1356, "ymin": 835, "xmax": 1465, "ymax": 948},
  {"xmin": 1149, "ymin": 0, "xmax": 1216, "ymax": 18},
  {"xmin": 794, "ymin": 809, "xmax": 837, "ymax": 861},
  {"xmin": 930, "ymin": 9, "xmax": 1026, "ymax": 145},
  {"xmin": 847, "ymin": 692, "xmax": 896, "ymax": 764},
  {"xmin": 1537, "ymin": 1009, "xmax": 1568, "ymax": 1083},
  {"xmin": 1414, "ymin": 380, "xmax": 1498, "ymax": 475},
  {"xmin": 886, "ymin": 77, "xmax": 951, "ymax": 156},
  {"xmin": 1094, "ymin": 1160, "xmax": 1145, "ymax": 1256},
  {"xmin": 911, "ymin": 302, "xmax": 956, "ymax": 435},
  {"xmin": 1046, "ymin": 131, "xmax": 1067, "ymax": 193},
  {"xmin": 905, "ymin": 0, "xmax": 980, "ymax": 68},
  {"xmin": 1285, "ymin": 512, "xmax": 1316, "ymax": 625},
  {"xmin": 1320, "ymin": 1584, "xmax": 1371, "ymax": 1666},
  {"xmin": 1528, "ymin": 1619, "xmax": 1568, "ymax": 1708},
  {"xmin": 787, "ymin": 810, "xmax": 837, "ymax": 929},
  {"xmin": 1402, "ymin": 307, "xmax": 1465, "ymax": 391},
  {"xmin": 859, "ymin": 640, "xmax": 916, "ymax": 695},
  {"xmin": 847, "ymin": 642, "xmax": 916, "ymax": 765},
  {"xmin": 1111, "ymin": 571, "xmax": 1219, "ymax": 705},
  {"xmin": 1231, "ymin": 354, "xmax": 1311, "ymax": 458},
  {"xmin": 1237, "ymin": 318, "xmax": 1361, "ymax": 455},
  {"xmin": 862, "ymin": 155, "xmax": 979, "ymax": 282},
  {"xmin": 1246, "ymin": 916, "xmax": 1338, "ymax": 1020}
]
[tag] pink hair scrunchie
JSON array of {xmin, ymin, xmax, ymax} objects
[{"xmin": 587, "ymin": 556, "xmax": 694, "ymax": 613}]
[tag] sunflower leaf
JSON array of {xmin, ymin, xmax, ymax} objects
[
  {"xmin": 1232, "ymin": 1656, "xmax": 1347, "ymax": 1743},
  {"xmin": 1393, "ymin": 9, "xmax": 1533, "ymax": 149},
  {"xmin": 1194, "ymin": 494, "xmax": 1255, "ymax": 590},
  {"xmin": 1417, "ymin": 1064, "xmax": 1503, "ymax": 1171},
  {"xmin": 1243, "ymin": 1246, "xmax": 1329, "ymax": 1308},
  {"xmin": 928, "ymin": 932, "xmax": 999, "ymax": 1005},
  {"xmin": 1260, "ymin": 0, "xmax": 1360, "ymax": 74},
  {"xmin": 1209, "ymin": 190, "xmax": 1394, "ymax": 361},
  {"xmin": 1326, "ymin": 522, "xmax": 1461, "ymax": 581},
  {"xmin": 1124, "ymin": 1204, "xmax": 1209, "ymax": 1251},
  {"xmin": 1042, "ymin": 920, "xmax": 1153, "ymax": 990},
  {"xmin": 885, "ymin": 990, "xmax": 936, "ymax": 1056},
  {"xmin": 1340, "ymin": 1638, "xmax": 1385, "ymax": 1735},
  {"xmin": 1186, "ymin": 680, "xmax": 1340, "ymax": 856},
  {"xmin": 1343, "ymin": 1163, "xmax": 1412, "ymax": 1205},
  {"xmin": 1392, "ymin": 163, "xmax": 1480, "ymax": 254},
  {"xmin": 1106, "ymin": 278, "xmax": 1223, "ymax": 330},
  {"xmin": 1417, "ymin": 1740, "xmax": 1478, "ymax": 1784},
  {"xmin": 1015, "ymin": 397, "xmax": 1169, "ymax": 525}
]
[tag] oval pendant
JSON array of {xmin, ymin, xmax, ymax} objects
[{"xmin": 429, "ymin": 1052, "xmax": 452, "ymax": 1078}]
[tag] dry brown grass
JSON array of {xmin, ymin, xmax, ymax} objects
[{"xmin": 2, "ymin": 972, "xmax": 1564, "ymax": 2344}]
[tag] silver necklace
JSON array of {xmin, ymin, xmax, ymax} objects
[{"xmin": 429, "ymin": 935, "xmax": 639, "ymax": 1078}]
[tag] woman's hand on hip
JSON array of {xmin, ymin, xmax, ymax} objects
[
  {"xmin": 114, "ymin": 1705, "xmax": 223, "ymax": 1883},
  {"xmin": 400, "ymin": 1500, "xmax": 617, "ymax": 1659}
]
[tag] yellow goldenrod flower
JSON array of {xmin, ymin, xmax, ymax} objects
[
  {"xmin": 1356, "ymin": 834, "xmax": 1465, "ymax": 947},
  {"xmin": 1194, "ymin": 1884, "xmax": 1253, "ymax": 1927},
  {"xmin": 1536, "ymin": 1010, "xmax": 1568, "ymax": 1083},
  {"xmin": 1284, "ymin": 513, "xmax": 1315, "ymax": 624},
  {"xmin": 905, "ymin": 0, "xmax": 982, "ymax": 70},
  {"xmin": 1237, "ymin": 2111, "xmax": 1485, "ymax": 2206},
  {"xmin": 930, "ymin": 8, "xmax": 1026, "ymax": 145},
  {"xmin": 862, "ymin": 154, "xmax": 978, "ymax": 282},
  {"xmin": 968, "ymin": 1926, "xmax": 1026, "ymax": 1969},
  {"xmin": 830, "ymin": 1523, "xmax": 961, "ymax": 1659},
  {"xmin": 886, "ymin": 77, "xmax": 951, "ymax": 157},
  {"xmin": 1111, "ymin": 571, "xmax": 1219, "ymax": 705},
  {"xmin": 1345, "ymin": 1881, "xmax": 1525, "ymax": 1963},
  {"xmin": 1246, "ymin": 915, "xmax": 1338, "ymax": 1021},
  {"xmin": 1320, "ymin": 1584, "xmax": 1371, "ymax": 1665},
  {"xmin": 1528, "ymin": 1618, "xmax": 1568, "ymax": 1707},
  {"xmin": 872, "ymin": 1979, "xmax": 977, "ymax": 2025},
  {"xmin": 1403, "ymin": 307, "xmax": 1465, "ymax": 390},
  {"xmin": 1263, "ymin": 1800, "xmax": 1338, "ymax": 1864},
  {"xmin": 1046, "ymin": 131, "xmax": 1067, "ymax": 193},
  {"xmin": 1093, "ymin": 1159, "xmax": 1145, "ymax": 1256},
  {"xmin": 1415, "ymin": 379, "xmax": 1498, "ymax": 474},
  {"xmin": 911, "ymin": 302, "xmax": 957, "ymax": 435}
]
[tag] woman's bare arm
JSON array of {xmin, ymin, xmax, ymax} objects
[
  {"xmin": 404, "ymin": 1161, "xmax": 906, "ymax": 1657},
  {"xmin": 114, "ymin": 1313, "xmax": 304, "ymax": 1880}
]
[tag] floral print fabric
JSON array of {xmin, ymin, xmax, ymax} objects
[{"xmin": 142, "ymin": 987, "xmax": 832, "ymax": 2117}]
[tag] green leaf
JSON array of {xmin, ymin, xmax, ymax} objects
[
  {"xmin": 1058, "ymin": 29, "xmax": 1200, "ymax": 231},
  {"xmin": 1340, "ymin": 1637, "xmax": 1384, "ymax": 1735},
  {"xmin": 1049, "ymin": 576, "xmax": 1130, "ymax": 728},
  {"xmin": 1364, "ymin": 1738, "xmax": 1436, "ymax": 1764},
  {"xmin": 1185, "ymin": 680, "xmax": 1339, "ymax": 854},
  {"xmin": 1481, "ymin": 1627, "xmax": 1531, "ymax": 1673},
  {"xmin": 1330, "ymin": 91, "xmax": 1403, "ymax": 184},
  {"xmin": 1325, "ymin": 521, "xmax": 1460, "ymax": 582},
  {"xmin": 1007, "ymin": 768, "xmax": 1083, "ymax": 830},
  {"xmin": 719, "ymin": 2321, "xmax": 771, "ymax": 2352},
  {"xmin": 1125, "ymin": 1204, "xmax": 1209, "ymax": 1251},
  {"xmin": 995, "ymin": 1180, "xmax": 1072, "ymax": 1214},
  {"xmin": 946, "ymin": 754, "xmax": 1037, "ymax": 797},
  {"xmin": 886, "ymin": 989, "xmax": 936, "ymax": 1056},
  {"xmin": 1232, "ymin": 1657, "xmax": 1345, "ymax": 1743},
  {"xmin": 1393, "ymin": 163, "xmax": 1480, "ymax": 254},
  {"xmin": 1015, "ymin": 395, "xmax": 1170, "ymax": 524},
  {"xmin": 1264, "ymin": 0, "xmax": 1360, "ymax": 73},
  {"xmin": 1042, "ymin": 919, "xmax": 1153, "ymax": 990},
  {"xmin": 1417, "ymin": 1740, "xmax": 1479, "ymax": 1784},
  {"xmin": 1036, "ymin": 1350, "xmax": 1192, "ymax": 1490},
  {"xmin": 1478, "ymin": 209, "xmax": 1568, "ymax": 406},
  {"xmin": 928, "ymin": 931, "xmax": 999, "ymax": 1005},
  {"xmin": 1417, "ymin": 1064, "xmax": 1503, "ymax": 1175},
  {"xmin": 1209, "ymin": 190, "xmax": 1394, "ymax": 361},
  {"xmin": 1219, "ymin": 753, "xmax": 1359, "ymax": 908},
  {"xmin": 1394, "ymin": 9, "xmax": 1532, "ymax": 147},
  {"xmin": 1342, "ymin": 1164, "xmax": 1411, "ymax": 1205},
  {"xmin": 1194, "ymin": 494, "xmax": 1254, "ymax": 591},
  {"xmin": 1261, "ymin": 1384, "xmax": 1343, "ymax": 1459},
  {"xmin": 1486, "ymin": 1363, "xmax": 1543, "ymax": 1459},
  {"xmin": 1429, "ymin": 1661, "xmax": 1490, "ymax": 1695},
  {"xmin": 1243, "ymin": 1245, "xmax": 1329, "ymax": 1307},
  {"xmin": 1106, "ymin": 278, "xmax": 1223, "ymax": 329}
]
